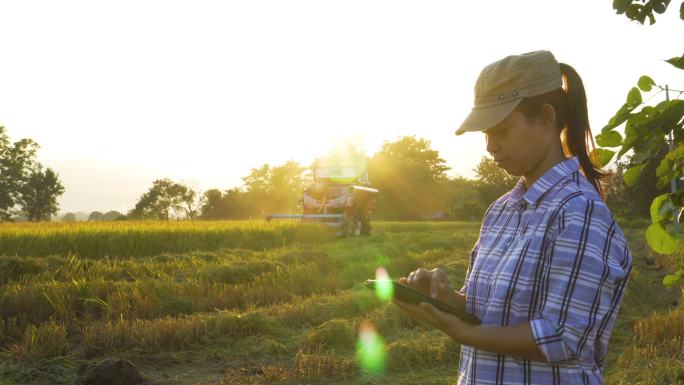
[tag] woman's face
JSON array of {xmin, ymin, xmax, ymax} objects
[{"xmin": 483, "ymin": 108, "xmax": 557, "ymax": 177}]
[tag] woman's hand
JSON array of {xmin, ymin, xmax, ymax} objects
[
  {"xmin": 392, "ymin": 280, "xmax": 472, "ymax": 342},
  {"xmin": 392, "ymin": 268, "xmax": 470, "ymax": 341},
  {"xmin": 403, "ymin": 267, "xmax": 464, "ymax": 309}
]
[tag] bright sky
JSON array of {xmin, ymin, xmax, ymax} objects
[{"xmin": 0, "ymin": 1, "xmax": 682, "ymax": 214}]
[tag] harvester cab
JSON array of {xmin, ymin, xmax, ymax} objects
[{"xmin": 266, "ymin": 157, "xmax": 379, "ymax": 236}]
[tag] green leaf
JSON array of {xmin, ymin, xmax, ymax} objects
[
  {"xmin": 627, "ymin": 87, "xmax": 642, "ymax": 107},
  {"xmin": 672, "ymin": 190, "xmax": 684, "ymax": 206},
  {"xmin": 592, "ymin": 149, "xmax": 616, "ymax": 167},
  {"xmin": 617, "ymin": 120, "xmax": 643, "ymax": 159},
  {"xmin": 646, "ymin": 223, "xmax": 678, "ymax": 254},
  {"xmin": 663, "ymin": 270, "xmax": 684, "ymax": 287},
  {"xmin": 623, "ymin": 164, "xmax": 645, "ymax": 187},
  {"xmin": 595, "ymin": 131, "xmax": 623, "ymax": 147},
  {"xmin": 681, "ymin": 1, "xmax": 684, "ymax": 20},
  {"xmin": 656, "ymin": 157, "xmax": 673, "ymax": 180},
  {"xmin": 626, "ymin": 3, "xmax": 643, "ymax": 19},
  {"xmin": 652, "ymin": 0, "xmax": 668, "ymax": 14},
  {"xmin": 665, "ymin": 55, "xmax": 684, "ymax": 70},
  {"xmin": 637, "ymin": 10, "xmax": 648, "ymax": 24},
  {"xmin": 637, "ymin": 75, "xmax": 656, "ymax": 92},
  {"xmin": 650, "ymin": 193, "xmax": 673, "ymax": 224},
  {"xmin": 613, "ymin": 0, "xmax": 633, "ymax": 13},
  {"xmin": 651, "ymin": 100, "xmax": 684, "ymax": 134},
  {"xmin": 603, "ymin": 103, "xmax": 632, "ymax": 131}
]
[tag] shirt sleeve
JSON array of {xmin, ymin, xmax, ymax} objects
[{"xmin": 529, "ymin": 199, "xmax": 632, "ymax": 364}]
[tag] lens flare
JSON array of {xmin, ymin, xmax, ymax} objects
[
  {"xmin": 374, "ymin": 267, "xmax": 393, "ymax": 302},
  {"xmin": 356, "ymin": 320, "xmax": 386, "ymax": 376}
]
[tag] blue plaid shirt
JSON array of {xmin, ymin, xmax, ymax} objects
[{"xmin": 458, "ymin": 156, "xmax": 632, "ymax": 385}]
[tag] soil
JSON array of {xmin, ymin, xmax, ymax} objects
[{"xmin": 75, "ymin": 358, "xmax": 147, "ymax": 385}]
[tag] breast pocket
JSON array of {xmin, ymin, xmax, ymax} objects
[{"xmin": 486, "ymin": 234, "xmax": 545, "ymax": 324}]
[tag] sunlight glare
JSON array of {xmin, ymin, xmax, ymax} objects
[
  {"xmin": 356, "ymin": 320, "xmax": 386, "ymax": 376},
  {"xmin": 374, "ymin": 267, "xmax": 394, "ymax": 302}
]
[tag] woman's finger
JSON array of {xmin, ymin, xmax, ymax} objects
[
  {"xmin": 430, "ymin": 269, "xmax": 448, "ymax": 298},
  {"xmin": 430, "ymin": 275, "xmax": 441, "ymax": 298}
]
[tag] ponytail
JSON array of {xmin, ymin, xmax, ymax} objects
[
  {"xmin": 558, "ymin": 63, "xmax": 608, "ymax": 200},
  {"xmin": 515, "ymin": 63, "xmax": 608, "ymax": 200}
]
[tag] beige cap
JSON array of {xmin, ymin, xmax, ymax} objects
[{"xmin": 455, "ymin": 50, "xmax": 563, "ymax": 135}]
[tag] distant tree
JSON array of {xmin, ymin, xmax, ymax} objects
[
  {"xmin": 444, "ymin": 177, "xmax": 485, "ymax": 221},
  {"xmin": 473, "ymin": 156, "xmax": 518, "ymax": 207},
  {"xmin": 178, "ymin": 189, "xmax": 204, "ymax": 220},
  {"xmin": 0, "ymin": 126, "xmax": 40, "ymax": 220},
  {"xmin": 62, "ymin": 212, "xmax": 77, "ymax": 222},
  {"xmin": 368, "ymin": 136, "xmax": 450, "ymax": 220},
  {"xmin": 199, "ymin": 188, "xmax": 251, "ymax": 220},
  {"xmin": 103, "ymin": 210, "xmax": 124, "ymax": 221},
  {"xmin": 242, "ymin": 161, "xmax": 308, "ymax": 217},
  {"xmin": 128, "ymin": 179, "xmax": 196, "ymax": 220},
  {"xmin": 18, "ymin": 165, "xmax": 65, "ymax": 221},
  {"xmin": 604, "ymin": 145, "xmax": 667, "ymax": 219},
  {"xmin": 242, "ymin": 165, "xmax": 272, "ymax": 195},
  {"xmin": 88, "ymin": 211, "xmax": 104, "ymax": 221},
  {"xmin": 200, "ymin": 189, "xmax": 225, "ymax": 220}
]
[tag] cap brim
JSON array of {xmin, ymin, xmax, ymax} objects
[{"xmin": 455, "ymin": 99, "xmax": 521, "ymax": 136}]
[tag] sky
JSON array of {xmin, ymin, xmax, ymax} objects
[{"xmin": 0, "ymin": 1, "xmax": 682, "ymax": 214}]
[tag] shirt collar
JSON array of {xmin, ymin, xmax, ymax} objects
[{"xmin": 507, "ymin": 156, "xmax": 580, "ymax": 209}]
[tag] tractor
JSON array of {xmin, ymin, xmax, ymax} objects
[{"xmin": 266, "ymin": 157, "xmax": 379, "ymax": 236}]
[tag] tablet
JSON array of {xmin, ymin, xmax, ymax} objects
[{"xmin": 364, "ymin": 279, "xmax": 481, "ymax": 325}]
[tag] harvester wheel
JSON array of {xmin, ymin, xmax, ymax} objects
[
  {"xmin": 351, "ymin": 217, "xmax": 362, "ymax": 237},
  {"xmin": 343, "ymin": 214, "xmax": 362, "ymax": 237},
  {"xmin": 361, "ymin": 218, "xmax": 371, "ymax": 236}
]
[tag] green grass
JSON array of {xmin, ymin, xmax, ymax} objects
[{"xmin": 0, "ymin": 220, "xmax": 681, "ymax": 385}]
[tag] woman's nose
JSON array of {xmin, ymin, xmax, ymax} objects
[{"xmin": 485, "ymin": 133, "xmax": 501, "ymax": 154}]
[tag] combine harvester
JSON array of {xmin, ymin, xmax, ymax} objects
[{"xmin": 266, "ymin": 157, "xmax": 379, "ymax": 236}]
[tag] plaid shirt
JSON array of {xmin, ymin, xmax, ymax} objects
[{"xmin": 458, "ymin": 156, "xmax": 632, "ymax": 385}]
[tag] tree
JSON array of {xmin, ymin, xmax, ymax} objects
[
  {"xmin": 0, "ymin": 127, "xmax": 39, "ymax": 220},
  {"xmin": 603, "ymin": 146, "xmax": 668, "ymax": 219},
  {"xmin": 61, "ymin": 212, "xmax": 77, "ymax": 222},
  {"xmin": 242, "ymin": 161, "xmax": 308, "ymax": 217},
  {"xmin": 473, "ymin": 156, "xmax": 518, "ymax": 207},
  {"xmin": 128, "ymin": 179, "xmax": 197, "ymax": 220},
  {"xmin": 442, "ymin": 157, "xmax": 518, "ymax": 221},
  {"xmin": 368, "ymin": 136, "xmax": 450, "ymax": 220},
  {"xmin": 444, "ymin": 177, "xmax": 485, "ymax": 221},
  {"xmin": 88, "ymin": 211, "xmax": 104, "ymax": 221},
  {"xmin": 200, "ymin": 189, "xmax": 225, "ymax": 220},
  {"xmin": 596, "ymin": 1, "xmax": 684, "ymax": 286},
  {"xmin": 103, "ymin": 210, "xmax": 124, "ymax": 221},
  {"xmin": 199, "ymin": 188, "xmax": 252, "ymax": 220},
  {"xmin": 18, "ymin": 165, "xmax": 65, "ymax": 221}
]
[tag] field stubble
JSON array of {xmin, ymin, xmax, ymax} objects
[{"xmin": 0, "ymin": 220, "xmax": 680, "ymax": 384}]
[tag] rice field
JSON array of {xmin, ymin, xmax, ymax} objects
[{"xmin": 0, "ymin": 220, "xmax": 681, "ymax": 384}]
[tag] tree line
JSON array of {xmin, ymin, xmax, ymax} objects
[
  {"xmin": 0, "ymin": 124, "xmax": 664, "ymax": 223},
  {"xmin": 125, "ymin": 136, "xmax": 661, "ymax": 222}
]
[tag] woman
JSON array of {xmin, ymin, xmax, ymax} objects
[{"xmin": 393, "ymin": 50, "xmax": 632, "ymax": 384}]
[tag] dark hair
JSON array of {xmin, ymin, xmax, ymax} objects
[{"xmin": 514, "ymin": 62, "xmax": 608, "ymax": 200}]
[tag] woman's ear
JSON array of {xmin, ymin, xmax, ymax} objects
[{"xmin": 539, "ymin": 103, "xmax": 557, "ymax": 129}]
